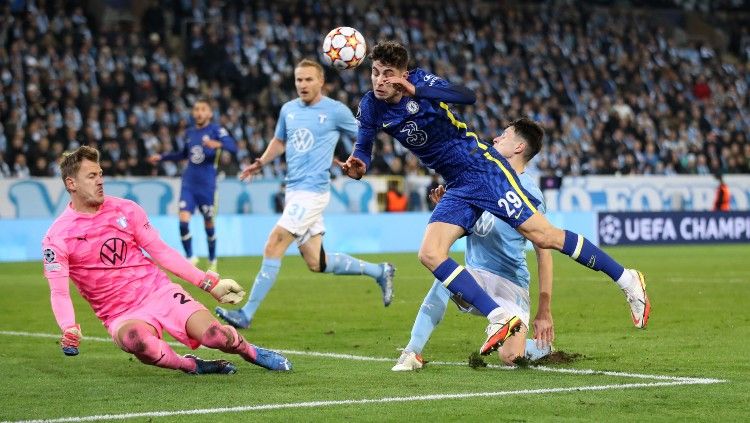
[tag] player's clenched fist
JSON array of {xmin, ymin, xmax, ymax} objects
[
  {"xmin": 340, "ymin": 156, "xmax": 367, "ymax": 180},
  {"xmin": 199, "ymin": 271, "xmax": 246, "ymax": 304},
  {"xmin": 61, "ymin": 324, "xmax": 82, "ymax": 356}
]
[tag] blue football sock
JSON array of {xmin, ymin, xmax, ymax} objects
[
  {"xmin": 405, "ymin": 280, "xmax": 450, "ymax": 354},
  {"xmin": 561, "ymin": 230, "xmax": 625, "ymax": 282},
  {"xmin": 433, "ymin": 258, "xmax": 500, "ymax": 317},
  {"xmin": 206, "ymin": 226, "xmax": 216, "ymax": 261},
  {"xmin": 239, "ymin": 258, "xmax": 281, "ymax": 319},
  {"xmin": 323, "ymin": 253, "xmax": 383, "ymax": 279},
  {"xmin": 179, "ymin": 221, "xmax": 192, "ymax": 258}
]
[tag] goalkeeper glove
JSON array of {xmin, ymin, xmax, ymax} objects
[
  {"xmin": 61, "ymin": 324, "xmax": 81, "ymax": 356},
  {"xmin": 199, "ymin": 270, "xmax": 246, "ymax": 304}
]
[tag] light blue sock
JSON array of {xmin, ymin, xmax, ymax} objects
[
  {"xmin": 239, "ymin": 258, "xmax": 281, "ymax": 319},
  {"xmin": 405, "ymin": 280, "xmax": 451, "ymax": 354},
  {"xmin": 524, "ymin": 339, "xmax": 553, "ymax": 361},
  {"xmin": 324, "ymin": 253, "xmax": 383, "ymax": 280}
]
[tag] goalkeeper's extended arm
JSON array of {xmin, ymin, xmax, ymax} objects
[
  {"xmin": 47, "ymin": 276, "xmax": 81, "ymax": 356},
  {"xmin": 142, "ymin": 237, "xmax": 245, "ymax": 303}
]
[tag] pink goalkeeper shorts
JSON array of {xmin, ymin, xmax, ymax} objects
[{"xmin": 106, "ymin": 283, "xmax": 208, "ymax": 349}]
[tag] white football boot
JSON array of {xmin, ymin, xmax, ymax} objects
[
  {"xmin": 622, "ymin": 269, "xmax": 651, "ymax": 329},
  {"xmin": 391, "ymin": 350, "xmax": 424, "ymax": 372},
  {"xmin": 481, "ymin": 310, "xmax": 522, "ymax": 356}
]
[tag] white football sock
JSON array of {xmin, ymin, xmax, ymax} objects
[{"xmin": 615, "ymin": 269, "xmax": 635, "ymax": 290}]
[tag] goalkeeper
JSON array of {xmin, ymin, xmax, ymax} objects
[{"xmin": 42, "ymin": 146, "xmax": 291, "ymax": 374}]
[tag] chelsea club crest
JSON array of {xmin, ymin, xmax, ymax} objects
[{"xmin": 406, "ymin": 100, "xmax": 419, "ymax": 114}]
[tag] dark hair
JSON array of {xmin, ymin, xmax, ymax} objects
[
  {"xmin": 60, "ymin": 146, "xmax": 100, "ymax": 188},
  {"xmin": 370, "ymin": 41, "xmax": 409, "ymax": 70},
  {"xmin": 509, "ymin": 117, "xmax": 544, "ymax": 161}
]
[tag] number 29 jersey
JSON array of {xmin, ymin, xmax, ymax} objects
[
  {"xmin": 354, "ymin": 68, "xmax": 480, "ymax": 182},
  {"xmin": 354, "ymin": 67, "xmax": 541, "ymax": 231}
]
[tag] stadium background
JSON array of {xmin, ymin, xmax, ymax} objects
[
  {"xmin": 0, "ymin": 0, "xmax": 749, "ymax": 260},
  {"xmin": 1, "ymin": 1, "xmax": 750, "ymax": 422}
]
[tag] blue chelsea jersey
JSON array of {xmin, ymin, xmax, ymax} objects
[
  {"xmin": 355, "ymin": 68, "xmax": 480, "ymax": 182},
  {"xmin": 180, "ymin": 123, "xmax": 236, "ymax": 189},
  {"xmin": 465, "ymin": 173, "xmax": 546, "ymax": 289},
  {"xmin": 275, "ymin": 96, "xmax": 358, "ymax": 192}
]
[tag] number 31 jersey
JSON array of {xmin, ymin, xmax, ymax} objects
[{"xmin": 275, "ymin": 96, "xmax": 358, "ymax": 193}]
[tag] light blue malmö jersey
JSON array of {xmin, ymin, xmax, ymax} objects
[
  {"xmin": 274, "ymin": 96, "xmax": 358, "ymax": 192},
  {"xmin": 465, "ymin": 172, "xmax": 545, "ymax": 290}
]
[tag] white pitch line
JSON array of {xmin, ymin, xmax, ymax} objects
[
  {"xmin": 0, "ymin": 330, "xmax": 726, "ymax": 384},
  {"xmin": 2, "ymin": 379, "xmax": 724, "ymax": 423}
]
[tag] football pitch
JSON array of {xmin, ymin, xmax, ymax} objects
[{"xmin": 1, "ymin": 245, "xmax": 748, "ymax": 422}]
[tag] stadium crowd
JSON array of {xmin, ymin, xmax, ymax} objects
[{"xmin": 0, "ymin": 0, "xmax": 748, "ymax": 186}]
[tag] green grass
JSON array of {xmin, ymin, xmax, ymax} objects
[{"xmin": 1, "ymin": 245, "xmax": 749, "ymax": 422}]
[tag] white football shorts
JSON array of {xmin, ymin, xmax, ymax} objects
[
  {"xmin": 276, "ymin": 190, "xmax": 330, "ymax": 246},
  {"xmin": 452, "ymin": 267, "xmax": 531, "ymax": 327}
]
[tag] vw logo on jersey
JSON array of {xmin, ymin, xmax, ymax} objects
[
  {"xmin": 290, "ymin": 128, "xmax": 315, "ymax": 153},
  {"xmin": 472, "ymin": 213, "xmax": 495, "ymax": 237},
  {"xmin": 406, "ymin": 100, "xmax": 420, "ymax": 114},
  {"xmin": 190, "ymin": 145, "xmax": 205, "ymax": 164},
  {"xmin": 100, "ymin": 237, "xmax": 128, "ymax": 266},
  {"xmin": 599, "ymin": 214, "xmax": 622, "ymax": 245}
]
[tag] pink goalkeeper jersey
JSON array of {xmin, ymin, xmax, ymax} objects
[{"xmin": 42, "ymin": 196, "xmax": 171, "ymax": 325}]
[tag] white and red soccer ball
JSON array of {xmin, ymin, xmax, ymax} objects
[{"xmin": 322, "ymin": 27, "xmax": 366, "ymax": 70}]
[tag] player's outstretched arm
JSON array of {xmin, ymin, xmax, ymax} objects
[
  {"xmin": 47, "ymin": 276, "xmax": 81, "ymax": 356},
  {"xmin": 383, "ymin": 72, "xmax": 476, "ymax": 105},
  {"xmin": 148, "ymin": 142, "xmax": 189, "ymax": 164},
  {"xmin": 414, "ymin": 84, "xmax": 476, "ymax": 105},
  {"xmin": 142, "ymin": 236, "xmax": 245, "ymax": 304},
  {"xmin": 240, "ymin": 137, "xmax": 285, "ymax": 181},
  {"xmin": 532, "ymin": 244, "xmax": 554, "ymax": 348}
]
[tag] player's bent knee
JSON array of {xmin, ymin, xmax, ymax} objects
[
  {"xmin": 119, "ymin": 326, "xmax": 163, "ymax": 363},
  {"xmin": 120, "ymin": 328, "xmax": 148, "ymax": 354},
  {"xmin": 417, "ymin": 247, "xmax": 444, "ymax": 270},
  {"xmin": 200, "ymin": 321, "xmax": 239, "ymax": 350},
  {"xmin": 302, "ymin": 255, "xmax": 322, "ymax": 272},
  {"xmin": 528, "ymin": 230, "xmax": 555, "ymax": 250}
]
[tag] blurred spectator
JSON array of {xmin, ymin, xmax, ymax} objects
[
  {"xmin": 0, "ymin": 0, "xmax": 747, "ymax": 181},
  {"xmin": 0, "ymin": 152, "xmax": 11, "ymax": 178},
  {"xmin": 13, "ymin": 153, "xmax": 30, "ymax": 178},
  {"xmin": 385, "ymin": 180, "xmax": 408, "ymax": 212},
  {"xmin": 712, "ymin": 173, "xmax": 731, "ymax": 211},
  {"xmin": 273, "ymin": 182, "xmax": 286, "ymax": 214}
]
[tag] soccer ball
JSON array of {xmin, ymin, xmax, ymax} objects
[{"xmin": 322, "ymin": 27, "xmax": 367, "ymax": 70}]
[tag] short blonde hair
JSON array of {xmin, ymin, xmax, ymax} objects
[
  {"xmin": 296, "ymin": 59, "xmax": 324, "ymax": 78},
  {"xmin": 60, "ymin": 146, "xmax": 100, "ymax": 187}
]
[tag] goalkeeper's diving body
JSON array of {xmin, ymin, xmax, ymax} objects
[{"xmin": 41, "ymin": 146, "xmax": 291, "ymax": 374}]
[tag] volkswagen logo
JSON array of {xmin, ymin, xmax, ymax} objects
[
  {"xmin": 290, "ymin": 128, "xmax": 315, "ymax": 153},
  {"xmin": 472, "ymin": 213, "xmax": 495, "ymax": 237},
  {"xmin": 100, "ymin": 237, "xmax": 128, "ymax": 266}
]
